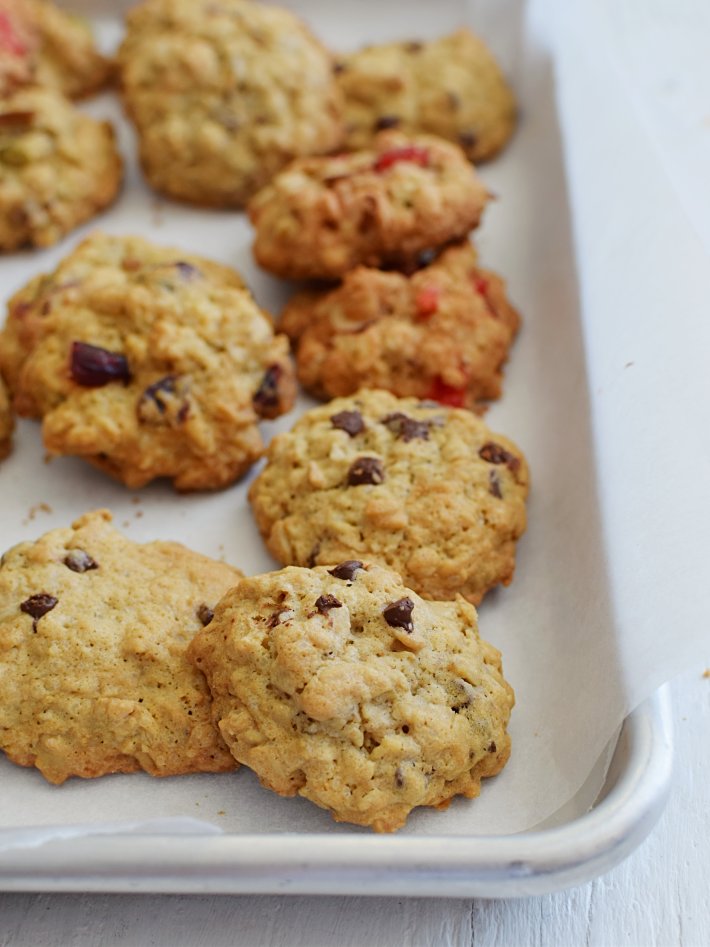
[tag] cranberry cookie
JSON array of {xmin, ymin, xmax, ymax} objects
[
  {"xmin": 188, "ymin": 563, "xmax": 514, "ymax": 832},
  {"xmin": 281, "ymin": 241, "xmax": 520, "ymax": 409},
  {"xmin": 0, "ymin": 234, "xmax": 296, "ymax": 490},
  {"xmin": 0, "ymin": 374, "xmax": 12, "ymax": 459},
  {"xmin": 249, "ymin": 389, "xmax": 529, "ymax": 604},
  {"xmin": 118, "ymin": 0, "xmax": 343, "ymax": 207},
  {"xmin": 0, "ymin": 510, "xmax": 240, "ymax": 784},
  {"xmin": 249, "ymin": 131, "xmax": 489, "ymax": 280}
]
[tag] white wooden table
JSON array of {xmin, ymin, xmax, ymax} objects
[{"xmin": 0, "ymin": 669, "xmax": 706, "ymax": 947}]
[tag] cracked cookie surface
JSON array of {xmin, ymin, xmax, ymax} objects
[
  {"xmin": 0, "ymin": 510, "xmax": 240, "ymax": 784},
  {"xmin": 335, "ymin": 29, "xmax": 516, "ymax": 163},
  {"xmin": 118, "ymin": 0, "xmax": 343, "ymax": 207},
  {"xmin": 188, "ymin": 562, "xmax": 514, "ymax": 832},
  {"xmin": 249, "ymin": 389, "xmax": 529, "ymax": 604},
  {"xmin": 0, "ymin": 0, "xmax": 110, "ymax": 99},
  {"xmin": 0, "ymin": 87, "xmax": 121, "ymax": 251},
  {"xmin": 249, "ymin": 131, "xmax": 489, "ymax": 280},
  {"xmin": 0, "ymin": 233, "xmax": 296, "ymax": 490},
  {"xmin": 281, "ymin": 241, "xmax": 520, "ymax": 410}
]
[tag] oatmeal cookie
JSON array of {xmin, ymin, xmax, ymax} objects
[
  {"xmin": 0, "ymin": 87, "xmax": 122, "ymax": 251},
  {"xmin": 0, "ymin": 374, "xmax": 13, "ymax": 459},
  {"xmin": 0, "ymin": 233, "xmax": 296, "ymax": 490},
  {"xmin": 118, "ymin": 0, "xmax": 344, "ymax": 208},
  {"xmin": 249, "ymin": 131, "xmax": 489, "ymax": 280},
  {"xmin": 335, "ymin": 29, "xmax": 516, "ymax": 163},
  {"xmin": 281, "ymin": 241, "xmax": 520, "ymax": 409},
  {"xmin": 249, "ymin": 390, "xmax": 529, "ymax": 604},
  {"xmin": 0, "ymin": 510, "xmax": 240, "ymax": 784},
  {"xmin": 188, "ymin": 563, "xmax": 514, "ymax": 832},
  {"xmin": 0, "ymin": 0, "xmax": 110, "ymax": 99}
]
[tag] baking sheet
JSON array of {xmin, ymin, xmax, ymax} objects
[{"xmin": 0, "ymin": 0, "xmax": 704, "ymax": 845}]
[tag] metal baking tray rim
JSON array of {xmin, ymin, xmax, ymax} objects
[{"xmin": 0, "ymin": 686, "xmax": 672, "ymax": 897}]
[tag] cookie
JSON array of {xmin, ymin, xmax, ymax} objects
[
  {"xmin": 281, "ymin": 241, "xmax": 520, "ymax": 409},
  {"xmin": 249, "ymin": 131, "xmax": 489, "ymax": 280},
  {"xmin": 249, "ymin": 390, "xmax": 529, "ymax": 604},
  {"xmin": 0, "ymin": 87, "xmax": 122, "ymax": 251},
  {"xmin": 188, "ymin": 563, "xmax": 514, "ymax": 832},
  {"xmin": 118, "ymin": 0, "xmax": 344, "ymax": 208},
  {"xmin": 0, "ymin": 0, "xmax": 111, "ymax": 99},
  {"xmin": 0, "ymin": 374, "xmax": 13, "ymax": 459},
  {"xmin": 0, "ymin": 510, "xmax": 240, "ymax": 784},
  {"xmin": 335, "ymin": 29, "xmax": 516, "ymax": 163},
  {"xmin": 0, "ymin": 233, "xmax": 296, "ymax": 490}
]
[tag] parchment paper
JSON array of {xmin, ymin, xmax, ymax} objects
[{"xmin": 0, "ymin": 0, "xmax": 707, "ymax": 846}]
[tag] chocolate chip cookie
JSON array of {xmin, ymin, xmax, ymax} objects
[
  {"xmin": 0, "ymin": 510, "xmax": 240, "ymax": 784},
  {"xmin": 249, "ymin": 389, "xmax": 529, "ymax": 604},
  {"xmin": 335, "ymin": 29, "xmax": 516, "ymax": 163},
  {"xmin": 249, "ymin": 131, "xmax": 489, "ymax": 280},
  {"xmin": 0, "ymin": 0, "xmax": 111, "ymax": 99},
  {"xmin": 0, "ymin": 87, "xmax": 122, "ymax": 251},
  {"xmin": 118, "ymin": 0, "xmax": 344, "ymax": 207},
  {"xmin": 188, "ymin": 562, "xmax": 514, "ymax": 832},
  {"xmin": 0, "ymin": 233, "xmax": 296, "ymax": 490},
  {"xmin": 281, "ymin": 241, "xmax": 520, "ymax": 409}
]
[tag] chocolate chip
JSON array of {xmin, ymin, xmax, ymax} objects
[
  {"xmin": 381, "ymin": 412, "xmax": 430, "ymax": 443},
  {"xmin": 405, "ymin": 41, "xmax": 423, "ymax": 53},
  {"xmin": 20, "ymin": 594, "xmax": 58, "ymax": 630},
  {"xmin": 315, "ymin": 594, "xmax": 342, "ymax": 614},
  {"xmin": 458, "ymin": 130, "xmax": 478, "ymax": 151},
  {"xmin": 333, "ymin": 61, "xmax": 346, "ymax": 74},
  {"xmin": 395, "ymin": 766, "xmax": 405, "ymax": 788},
  {"xmin": 375, "ymin": 115, "xmax": 400, "ymax": 131},
  {"xmin": 253, "ymin": 365, "xmax": 283, "ymax": 419},
  {"xmin": 488, "ymin": 741, "xmax": 497, "ymax": 754},
  {"xmin": 489, "ymin": 471, "xmax": 502, "ymax": 498},
  {"xmin": 197, "ymin": 604, "xmax": 214, "ymax": 626},
  {"xmin": 268, "ymin": 608, "xmax": 294, "ymax": 628},
  {"xmin": 479, "ymin": 441, "xmax": 521, "ymax": 475},
  {"xmin": 383, "ymin": 597, "xmax": 414, "ymax": 633},
  {"xmin": 347, "ymin": 457, "xmax": 385, "ymax": 486},
  {"xmin": 328, "ymin": 561, "xmax": 363, "ymax": 581},
  {"xmin": 330, "ymin": 410, "xmax": 364, "ymax": 437},
  {"xmin": 70, "ymin": 342, "xmax": 130, "ymax": 387},
  {"xmin": 173, "ymin": 261, "xmax": 201, "ymax": 281},
  {"xmin": 64, "ymin": 550, "xmax": 98, "ymax": 573},
  {"xmin": 307, "ymin": 543, "xmax": 321, "ymax": 568}
]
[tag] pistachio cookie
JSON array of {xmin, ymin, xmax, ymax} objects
[
  {"xmin": 281, "ymin": 241, "xmax": 520, "ymax": 409},
  {"xmin": 118, "ymin": 0, "xmax": 344, "ymax": 207},
  {"xmin": 249, "ymin": 131, "xmax": 489, "ymax": 280},
  {"xmin": 0, "ymin": 234, "xmax": 296, "ymax": 490},
  {"xmin": 0, "ymin": 87, "xmax": 121, "ymax": 251},
  {"xmin": 249, "ymin": 390, "xmax": 529, "ymax": 604},
  {"xmin": 188, "ymin": 563, "xmax": 514, "ymax": 832},
  {"xmin": 0, "ymin": 0, "xmax": 111, "ymax": 99},
  {"xmin": 0, "ymin": 374, "xmax": 13, "ymax": 459},
  {"xmin": 335, "ymin": 29, "xmax": 516, "ymax": 163},
  {"xmin": 0, "ymin": 510, "xmax": 240, "ymax": 784}
]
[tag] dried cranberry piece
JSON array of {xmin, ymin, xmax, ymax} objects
[
  {"xmin": 70, "ymin": 342, "xmax": 130, "ymax": 387},
  {"xmin": 20, "ymin": 594, "xmax": 58, "ymax": 630},
  {"xmin": 383, "ymin": 597, "xmax": 415, "ymax": 633},
  {"xmin": 331, "ymin": 410, "xmax": 364, "ymax": 437},
  {"xmin": 0, "ymin": 111, "xmax": 34, "ymax": 129},
  {"xmin": 347, "ymin": 457, "xmax": 385, "ymax": 486},
  {"xmin": 253, "ymin": 365, "xmax": 283, "ymax": 419},
  {"xmin": 173, "ymin": 261, "xmax": 201, "ymax": 281},
  {"xmin": 381, "ymin": 413, "xmax": 430, "ymax": 443},
  {"xmin": 415, "ymin": 285, "xmax": 440, "ymax": 319},
  {"xmin": 328, "ymin": 561, "xmax": 363, "ymax": 581},
  {"xmin": 426, "ymin": 377, "xmax": 467, "ymax": 408},
  {"xmin": 374, "ymin": 146, "xmax": 430, "ymax": 173},
  {"xmin": 458, "ymin": 131, "xmax": 478, "ymax": 152},
  {"xmin": 197, "ymin": 604, "xmax": 214, "ymax": 626},
  {"xmin": 315, "ymin": 594, "xmax": 342, "ymax": 614},
  {"xmin": 375, "ymin": 115, "xmax": 401, "ymax": 131},
  {"xmin": 473, "ymin": 275, "xmax": 489, "ymax": 296},
  {"xmin": 479, "ymin": 442, "xmax": 521, "ymax": 475},
  {"xmin": 64, "ymin": 550, "xmax": 98, "ymax": 573},
  {"xmin": 0, "ymin": 13, "xmax": 27, "ymax": 56}
]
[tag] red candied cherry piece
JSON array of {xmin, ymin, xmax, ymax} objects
[
  {"xmin": 70, "ymin": 342, "xmax": 131, "ymax": 387},
  {"xmin": 373, "ymin": 146, "xmax": 430, "ymax": 173},
  {"xmin": 0, "ymin": 12, "xmax": 27, "ymax": 56},
  {"xmin": 472, "ymin": 275, "xmax": 489, "ymax": 296},
  {"xmin": 426, "ymin": 377, "xmax": 467, "ymax": 408},
  {"xmin": 415, "ymin": 284, "xmax": 441, "ymax": 319}
]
